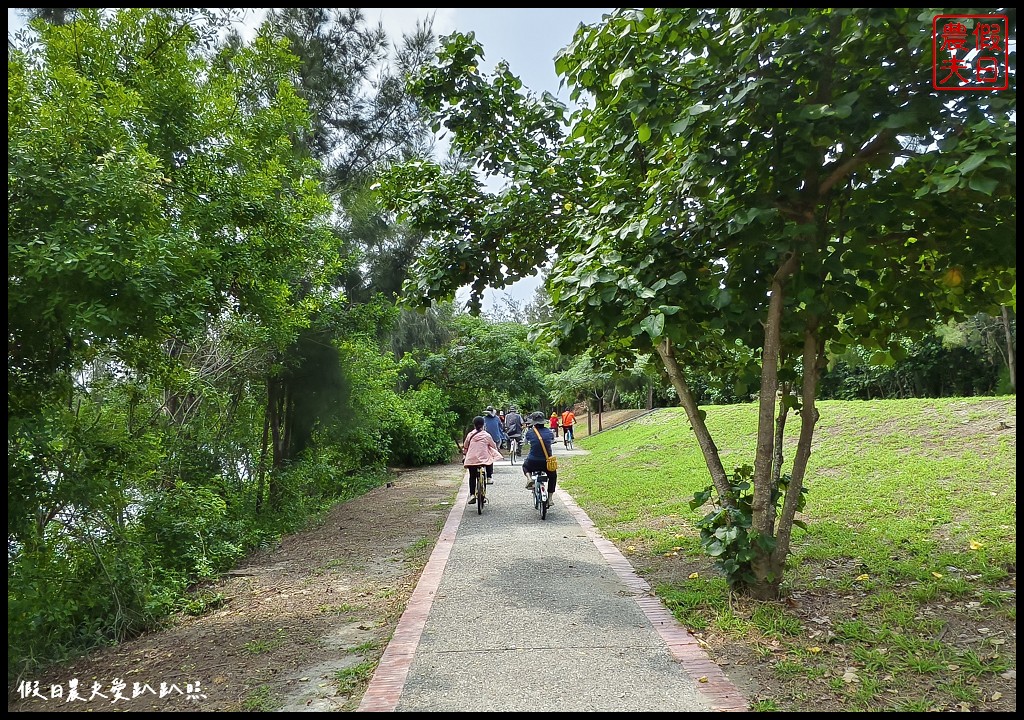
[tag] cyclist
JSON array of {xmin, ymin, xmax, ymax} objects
[
  {"xmin": 560, "ymin": 406, "xmax": 576, "ymax": 445},
  {"xmin": 522, "ymin": 411, "xmax": 557, "ymax": 502},
  {"xmin": 549, "ymin": 410, "xmax": 560, "ymax": 437},
  {"xmin": 504, "ymin": 405, "xmax": 525, "ymax": 452},
  {"xmin": 461, "ymin": 416, "xmax": 502, "ymax": 505},
  {"xmin": 482, "ymin": 406, "xmax": 507, "ymax": 477}
]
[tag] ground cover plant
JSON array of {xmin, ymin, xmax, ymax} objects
[{"xmin": 562, "ymin": 397, "xmax": 1016, "ymax": 712}]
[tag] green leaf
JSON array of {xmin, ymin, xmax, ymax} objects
[
  {"xmin": 637, "ymin": 123, "xmax": 651, "ymax": 143},
  {"xmin": 670, "ymin": 117, "xmax": 691, "ymax": 134},
  {"xmin": 688, "ymin": 103, "xmax": 712, "ymax": 115},
  {"xmin": 968, "ymin": 175, "xmax": 999, "ymax": 195},
  {"xmin": 611, "ymin": 67, "xmax": 635, "ymax": 88},
  {"xmin": 957, "ymin": 152, "xmax": 989, "ymax": 174},
  {"xmin": 640, "ymin": 313, "xmax": 665, "ymax": 339}
]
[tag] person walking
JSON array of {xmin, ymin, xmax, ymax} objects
[
  {"xmin": 549, "ymin": 411, "xmax": 560, "ymax": 438},
  {"xmin": 461, "ymin": 416, "xmax": 502, "ymax": 504}
]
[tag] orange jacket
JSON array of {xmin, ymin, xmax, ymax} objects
[{"xmin": 560, "ymin": 410, "xmax": 575, "ymax": 427}]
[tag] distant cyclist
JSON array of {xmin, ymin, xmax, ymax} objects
[
  {"xmin": 504, "ymin": 405, "xmax": 525, "ymax": 448},
  {"xmin": 482, "ymin": 406, "xmax": 507, "ymax": 481},
  {"xmin": 560, "ymin": 407, "xmax": 576, "ymax": 444},
  {"xmin": 522, "ymin": 411, "xmax": 557, "ymax": 501}
]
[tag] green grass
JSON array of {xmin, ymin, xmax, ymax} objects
[
  {"xmin": 563, "ymin": 396, "xmax": 1016, "ymax": 713},
  {"xmin": 242, "ymin": 628, "xmax": 287, "ymax": 655},
  {"xmin": 336, "ymin": 660, "xmax": 377, "ymax": 695},
  {"xmin": 240, "ymin": 685, "xmax": 279, "ymax": 711}
]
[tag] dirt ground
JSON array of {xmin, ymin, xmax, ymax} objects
[
  {"xmin": 7, "ymin": 405, "xmax": 1015, "ymax": 713},
  {"xmin": 7, "ymin": 464, "xmax": 464, "ymax": 713}
]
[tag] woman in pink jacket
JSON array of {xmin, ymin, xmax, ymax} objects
[{"xmin": 461, "ymin": 415, "xmax": 503, "ymax": 505}]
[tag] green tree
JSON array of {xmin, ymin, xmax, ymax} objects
[
  {"xmin": 8, "ymin": 8, "xmax": 337, "ymax": 669},
  {"xmin": 375, "ymin": 9, "xmax": 1015, "ymax": 599},
  {"xmin": 414, "ymin": 314, "xmax": 551, "ymax": 429}
]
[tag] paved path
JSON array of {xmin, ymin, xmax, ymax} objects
[{"xmin": 357, "ymin": 441, "xmax": 749, "ymax": 712}]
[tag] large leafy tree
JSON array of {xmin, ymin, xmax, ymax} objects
[
  {"xmin": 7, "ymin": 8, "xmax": 337, "ymax": 664},
  {"xmin": 375, "ymin": 8, "xmax": 1016, "ymax": 599},
  {"xmin": 232, "ymin": 10, "xmax": 441, "ymax": 477}
]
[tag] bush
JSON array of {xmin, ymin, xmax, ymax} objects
[{"xmin": 387, "ymin": 384, "xmax": 459, "ymax": 466}]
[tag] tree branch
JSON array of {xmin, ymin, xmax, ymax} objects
[{"xmin": 817, "ymin": 129, "xmax": 895, "ymax": 198}]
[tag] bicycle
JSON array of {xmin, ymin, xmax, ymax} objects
[
  {"xmin": 508, "ymin": 434, "xmax": 522, "ymax": 465},
  {"xmin": 470, "ymin": 466, "xmax": 486, "ymax": 514},
  {"xmin": 529, "ymin": 469, "xmax": 550, "ymax": 520},
  {"xmin": 563, "ymin": 425, "xmax": 574, "ymax": 451}
]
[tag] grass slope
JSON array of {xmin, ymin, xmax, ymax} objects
[{"xmin": 563, "ymin": 396, "xmax": 1016, "ymax": 712}]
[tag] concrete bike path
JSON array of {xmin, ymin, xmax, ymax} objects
[{"xmin": 357, "ymin": 442, "xmax": 749, "ymax": 712}]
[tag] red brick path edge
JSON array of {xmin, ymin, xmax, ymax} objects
[
  {"xmin": 559, "ymin": 489, "xmax": 750, "ymax": 712},
  {"xmin": 356, "ymin": 481, "xmax": 750, "ymax": 712}
]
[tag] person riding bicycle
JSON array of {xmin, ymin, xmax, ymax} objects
[
  {"xmin": 479, "ymin": 406, "xmax": 507, "ymax": 481},
  {"xmin": 483, "ymin": 406, "xmax": 507, "ymax": 449},
  {"xmin": 560, "ymin": 407, "xmax": 576, "ymax": 443},
  {"xmin": 461, "ymin": 415, "xmax": 502, "ymax": 505},
  {"xmin": 504, "ymin": 405, "xmax": 524, "ymax": 447},
  {"xmin": 522, "ymin": 411, "xmax": 557, "ymax": 501}
]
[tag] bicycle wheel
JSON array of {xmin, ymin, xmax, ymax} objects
[
  {"xmin": 475, "ymin": 470, "xmax": 485, "ymax": 514},
  {"xmin": 532, "ymin": 474, "xmax": 540, "ymax": 510},
  {"xmin": 540, "ymin": 480, "xmax": 548, "ymax": 520}
]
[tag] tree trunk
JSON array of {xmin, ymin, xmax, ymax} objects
[
  {"xmin": 1002, "ymin": 305, "xmax": 1016, "ymax": 393},
  {"xmin": 268, "ymin": 377, "xmax": 286, "ymax": 511},
  {"xmin": 749, "ymin": 252, "xmax": 799, "ymax": 597},
  {"xmin": 256, "ymin": 401, "xmax": 270, "ymax": 514},
  {"xmin": 771, "ymin": 319, "xmax": 823, "ymax": 577},
  {"xmin": 646, "ymin": 384, "xmax": 654, "ymax": 411},
  {"xmin": 655, "ymin": 339, "xmax": 732, "ymax": 503}
]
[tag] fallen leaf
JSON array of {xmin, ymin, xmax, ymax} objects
[
  {"xmin": 842, "ymin": 667, "xmax": 860, "ymax": 684},
  {"xmin": 991, "ymin": 692, "xmax": 1002, "ymax": 701},
  {"xmin": 626, "ymin": 546, "xmax": 636, "ymax": 553},
  {"xmin": 1000, "ymin": 669, "xmax": 1015, "ymax": 680},
  {"xmin": 698, "ymin": 676, "xmax": 708, "ymax": 683},
  {"xmin": 969, "ymin": 539, "xmax": 985, "ymax": 550},
  {"xmin": 808, "ymin": 647, "xmax": 822, "ymax": 654},
  {"xmin": 855, "ymin": 574, "xmax": 869, "ymax": 581},
  {"xmin": 932, "ymin": 572, "xmax": 943, "ymax": 578},
  {"xmin": 688, "ymin": 572, "xmax": 699, "ymax": 579}
]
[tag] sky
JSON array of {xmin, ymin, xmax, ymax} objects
[
  {"xmin": 314, "ymin": 9, "xmax": 617, "ymax": 315},
  {"xmin": 8, "ymin": 7, "xmax": 612, "ymax": 316}
]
